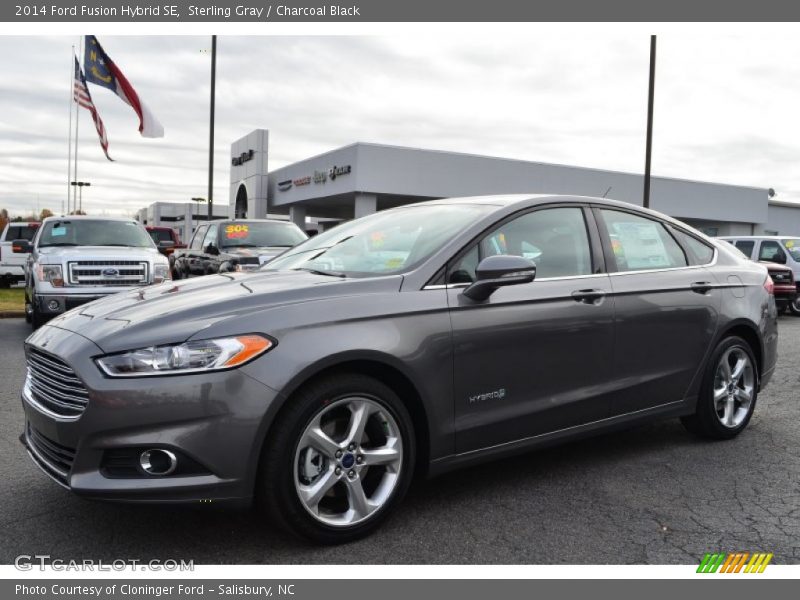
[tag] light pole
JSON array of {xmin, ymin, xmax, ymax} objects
[
  {"xmin": 70, "ymin": 181, "xmax": 91, "ymax": 213},
  {"xmin": 191, "ymin": 197, "xmax": 206, "ymax": 239}
]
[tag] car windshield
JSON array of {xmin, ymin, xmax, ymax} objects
[
  {"xmin": 265, "ymin": 204, "xmax": 494, "ymax": 277},
  {"xmin": 219, "ymin": 221, "xmax": 307, "ymax": 248},
  {"xmin": 782, "ymin": 239, "xmax": 800, "ymax": 261},
  {"xmin": 38, "ymin": 220, "xmax": 154, "ymax": 248}
]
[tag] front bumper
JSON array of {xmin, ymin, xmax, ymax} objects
[{"xmin": 20, "ymin": 324, "xmax": 283, "ymax": 504}]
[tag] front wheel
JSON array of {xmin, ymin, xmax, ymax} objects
[
  {"xmin": 789, "ymin": 296, "xmax": 800, "ymax": 316},
  {"xmin": 681, "ymin": 336, "xmax": 758, "ymax": 439},
  {"xmin": 258, "ymin": 373, "xmax": 415, "ymax": 544}
]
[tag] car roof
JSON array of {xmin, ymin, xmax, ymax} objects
[
  {"xmin": 718, "ymin": 235, "xmax": 799, "ymax": 240},
  {"xmin": 41, "ymin": 215, "xmax": 138, "ymax": 223}
]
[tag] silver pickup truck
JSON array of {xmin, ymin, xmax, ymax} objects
[{"xmin": 14, "ymin": 216, "xmax": 171, "ymax": 328}]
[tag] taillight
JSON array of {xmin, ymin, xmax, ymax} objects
[{"xmin": 764, "ymin": 276, "xmax": 775, "ymax": 295}]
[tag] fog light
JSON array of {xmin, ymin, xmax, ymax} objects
[
  {"xmin": 47, "ymin": 300, "xmax": 60, "ymax": 311},
  {"xmin": 139, "ymin": 449, "xmax": 178, "ymax": 476}
]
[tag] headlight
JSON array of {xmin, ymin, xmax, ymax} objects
[
  {"xmin": 153, "ymin": 263, "xmax": 171, "ymax": 283},
  {"xmin": 96, "ymin": 335, "xmax": 273, "ymax": 377},
  {"xmin": 36, "ymin": 264, "xmax": 64, "ymax": 287}
]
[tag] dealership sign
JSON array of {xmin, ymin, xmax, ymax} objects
[
  {"xmin": 231, "ymin": 149, "xmax": 255, "ymax": 166},
  {"xmin": 278, "ymin": 165, "xmax": 353, "ymax": 192}
]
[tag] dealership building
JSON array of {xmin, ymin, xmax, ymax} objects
[{"xmin": 139, "ymin": 128, "xmax": 800, "ymax": 240}]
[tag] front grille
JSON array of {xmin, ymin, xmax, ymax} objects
[
  {"xmin": 68, "ymin": 260, "xmax": 148, "ymax": 286},
  {"xmin": 237, "ymin": 256, "xmax": 260, "ymax": 265},
  {"xmin": 26, "ymin": 423, "xmax": 75, "ymax": 485},
  {"xmin": 769, "ymin": 271, "xmax": 793, "ymax": 284},
  {"xmin": 25, "ymin": 347, "xmax": 89, "ymax": 418}
]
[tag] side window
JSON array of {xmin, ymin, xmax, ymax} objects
[
  {"xmin": 7, "ymin": 226, "xmax": 21, "ymax": 241},
  {"xmin": 600, "ymin": 209, "xmax": 687, "ymax": 272},
  {"xmin": 671, "ymin": 228, "xmax": 715, "ymax": 265},
  {"xmin": 202, "ymin": 224, "xmax": 219, "ymax": 250},
  {"xmin": 448, "ymin": 207, "xmax": 592, "ymax": 283},
  {"xmin": 734, "ymin": 240, "xmax": 755, "ymax": 258},
  {"xmin": 758, "ymin": 240, "xmax": 787, "ymax": 264},
  {"xmin": 190, "ymin": 225, "xmax": 208, "ymax": 250}
]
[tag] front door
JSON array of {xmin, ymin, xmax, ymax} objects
[{"xmin": 449, "ymin": 206, "xmax": 616, "ymax": 454}]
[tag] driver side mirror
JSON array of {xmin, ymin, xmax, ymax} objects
[
  {"xmin": 158, "ymin": 240, "xmax": 175, "ymax": 249},
  {"xmin": 204, "ymin": 243, "xmax": 219, "ymax": 255},
  {"xmin": 462, "ymin": 255, "xmax": 536, "ymax": 301}
]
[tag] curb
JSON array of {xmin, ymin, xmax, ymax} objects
[{"xmin": 0, "ymin": 311, "xmax": 25, "ymax": 318}]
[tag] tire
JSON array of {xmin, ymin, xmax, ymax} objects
[
  {"xmin": 30, "ymin": 302, "xmax": 46, "ymax": 329},
  {"xmin": 789, "ymin": 297, "xmax": 800, "ymax": 316},
  {"xmin": 0, "ymin": 275, "xmax": 10, "ymax": 289},
  {"xmin": 257, "ymin": 373, "xmax": 415, "ymax": 544},
  {"xmin": 681, "ymin": 336, "xmax": 758, "ymax": 439}
]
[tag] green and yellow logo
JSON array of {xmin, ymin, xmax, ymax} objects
[{"xmin": 697, "ymin": 552, "xmax": 773, "ymax": 573}]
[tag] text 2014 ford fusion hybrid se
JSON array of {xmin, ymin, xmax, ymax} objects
[{"xmin": 20, "ymin": 195, "xmax": 778, "ymax": 543}]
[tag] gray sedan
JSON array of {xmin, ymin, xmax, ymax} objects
[{"xmin": 20, "ymin": 195, "xmax": 778, "ymax": 544}]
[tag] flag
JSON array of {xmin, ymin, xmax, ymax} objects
[
  {"xmin": 73, "ymin": 57, "xmax": 113, "ymax": 162},
  {"xmin": 83, "ymin": 35, "xmax": 164, "ymax": 138}
]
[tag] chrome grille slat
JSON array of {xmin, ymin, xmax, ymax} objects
[
  {"xmin": 28, "ymin": 374, "xmax": 88, "ymax": 405},
  {"xmin": 27, "ymin": 360, "xmax": 86, "ymax": 391},
  {"xmin": 68, "ymin": 260, "xmax": 148, "ymax": 286},
  {"xmin": 25, "ymin": 348, "xmax": 89, "ymax": 418}
]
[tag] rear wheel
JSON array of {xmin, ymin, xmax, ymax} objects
[
  {"xmin": 258, "ymin": 373, "xmax": 415, "ymax": 544},
  {"xmin": 0, "ymin": 275, "xmax": 10, "ymax": 289},
  {"xmin": 681, "ymin": 336, "xmax": 757, "ymax": 439}
]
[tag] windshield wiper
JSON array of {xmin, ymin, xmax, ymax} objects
[
  {"xmin": 292, "ymin": 267, "xmax": 346, "ymax": 278},
  {"xmin": 40, "ymin": 243, "xmax": 79, "ymax": 247}
]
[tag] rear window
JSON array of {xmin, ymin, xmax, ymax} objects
[
  {"xmin": 148, "ymin": 229, "xmax": 174, "ymax": 243},
  {"xmin": 5, "ymin": 224, "xmax": 39, "ymax": 241}
]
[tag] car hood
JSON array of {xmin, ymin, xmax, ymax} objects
[
  {"xmin": 223, "ymin": 246, "xmax": 288, "ymax": 263},
  {"xmin": 45, "ymin": 270, "xmax": 403, "ymax": 353},
  {"xmin": 37, "ymin": 246, "xmax": 162, "ymax": 261}
]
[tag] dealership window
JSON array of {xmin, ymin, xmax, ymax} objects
[
  {"xmin": 448, "ymin": 207, "xmax": 592, "ymax": 282},
  {"xmin": 758, "ymin": 240, "xmax": 787, "ymax": 264},
  {"xmin": 600, "ymin": 209, "xmax": 687, "ymax": 272}
]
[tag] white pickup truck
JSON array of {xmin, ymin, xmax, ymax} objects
[
  {"xmin": 14, "ymin": 215, "xmax": 171, "ymax": 328},
  {"xmin": 0, "ymin": 222, "xmax": 39, "ymax": 287}
]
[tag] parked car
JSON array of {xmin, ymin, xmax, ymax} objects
[
  {"xmin": 15, "ymin": 215, "xmax": 171, "ymax": 328},
  {"xmin": 172, "ymin": 219, "xmax": 307, "ymax": 278},
  {"xmin": 20, "ymin": 196, "xmax": 777, "ymax": 544},
  {"xmin": 146, "ymin": 226, "xmax": 187, "ymax": 280},
  {"xmin": 0, "ymin": 221, "xmax": 39, "ymax": 287},
  {"xmin": 719, "ymin": 235, "xmax": 800, "ymax": 314},
  {"xmin": 719, "ymin": 239, "xmax": 797, "ymax": 314}
]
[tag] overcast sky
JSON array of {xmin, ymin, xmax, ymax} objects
[{"xmin": 1, "ymin": 34, "xmax": 799, "ymax": 217}]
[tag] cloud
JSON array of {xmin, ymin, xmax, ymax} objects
[{"xmin": 1, "ymin": 34, "xmax": 799, "ymax": 217}]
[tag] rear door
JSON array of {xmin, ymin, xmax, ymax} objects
[
  {"xmin": 449, "ymin": 205, "xmax": 616, "ymax": 453},
  {"xmin": 595, "ymin": 207, "xmax": 721, "ymax": 415},
  {"xmin": 184, "ymin": 225, "xmax": 208, "ymax": 276}
]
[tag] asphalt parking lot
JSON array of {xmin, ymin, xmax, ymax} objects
[{"xmin": 0, "ymin": 317, "xmax": 798, "ymax": 565}]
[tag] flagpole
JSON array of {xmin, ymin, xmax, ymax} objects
[
  {"xmin": 73, "ymin": 36, "xmax": 84, "ymax": 213},
  {"xmin": 66, "ymin": 44, "xmax": 74, "ymax": 216},
  {"xmin": 207, "ymin": 34, "xmax": 216, "ymax": 223}
]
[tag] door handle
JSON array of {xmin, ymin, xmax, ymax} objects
[
  {"xmin": 571, "ymin": 289, "xmax": 606, "ymax": 304},
  {"xmin": 690, "ymin": 281, "xmax": 713, "ymax": 294}
]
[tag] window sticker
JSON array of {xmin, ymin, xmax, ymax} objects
[
  {"xmin": 225, "ymin": 224, "xmax": 249, "ymax": 240},
  {"xmin": 611, "ymin": 222, "xmax": 671, "ymax": 269},
  {"xmin": 51, "ymin": 224, "xmax": 67, "ymax": 237},
  {"xmin": 369, "ymin": 231, "xmax": 386, "ymax": 249},
  {"xmin": 785, "ymin": 240, "xmax": 794, "ymax": 248}
]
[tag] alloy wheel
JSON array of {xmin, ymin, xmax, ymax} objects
[
  {"xmin": 712, "ymin": 346, "xmax": 755, "ymax": 428},
  {"xmin": 293, "ymin": 396, "xmax": 403, "ymax": 527}
]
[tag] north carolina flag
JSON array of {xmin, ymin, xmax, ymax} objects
[{"xmin": 83, "ymin": 35, "xmax": 164, "ymax": 138}]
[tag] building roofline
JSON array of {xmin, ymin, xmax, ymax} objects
[{"xmin": 269, "ymin": 141, "xmax": 769, "ymax": 194}]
